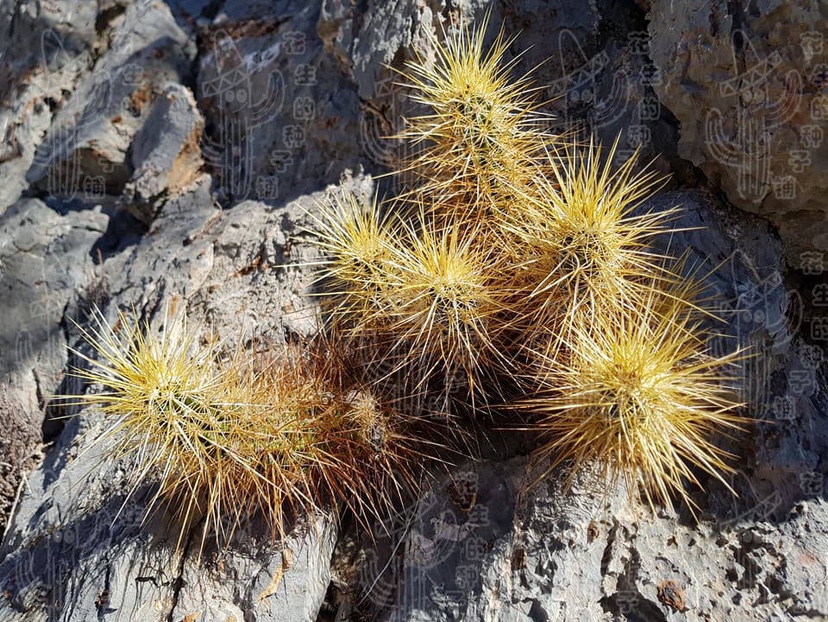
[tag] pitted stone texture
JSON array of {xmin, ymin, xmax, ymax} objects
[
  {"xmin": 648, "ymin": 0, "xmax": 828, "ymax": 265},
  {"xmin": 0, "ymin": 198, "xmax": 108, "ymax": 536},
  {"xmin": 126, "ymin": 83, "xmax": 205, "ymax": 223},
  {"xmin": 24, "ymin": 0, "xmax": 197, "ymax": 202}
]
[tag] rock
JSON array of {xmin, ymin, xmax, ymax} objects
[
  {"xmin": 24, "ymin": 0, "xmax": 197, "ymax": 202},
  {"xmin": 348, "ymin": 456, "xmax": 828, "ymax": 622},
  {"xmin": 171, "ymin": 515, "xmax": 338, "ymax": 622},
  {"xmin": 318, "ymin": 0, "xmax": 440, "ymax": 100},
  {"xmin": 0, "ymin": 0, "xmax": 100, "ymax": 212},
  {"xmin": 196, "ymin": 4, "xmax": 365, "ymax": 205},
  {"xmin": 360, "ymin": 458, "xmax": 622, "ymax": 622},
  {"xmin": 0, "ymin": 198, "xmax": 108, "ymax": 537},
  {"xmin": 126, "ymin": 84, "xmax": 205, "ymax": 223},
  {"xmin": 0, "ymin": 424, "xmax": 175, "ymax": 621},
  {"xmin": 648, "ymin": 0, "xmax": 828, "ymax": 265}
]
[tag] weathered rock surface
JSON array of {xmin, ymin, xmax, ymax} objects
[
  {"xmin": 0, "ymin": 1, "xmax": 826, "ymax": 622},
  {"xmin": 0, "ymin": 0, "xmax": 101, "ymax": 211},
  {"xmin": 648, "ymin": 0, "xmax": 828, "ymax": 265},
  {"xmin": 0, "ymin": 198, "xmax": 108, "ymax": 545},
  {"xmin": 354, "ymin": 456, "xmax": 828, "ymax": 622},
  {"xmin": 195, "ymin": 3, "xmax": 366, "ymax": 206},
  {"xmin": 14, "ymin": 1, "xmax": 196, "ymax": 206},
  {"xmin": 0, "ymin": 172, "xmax": 367, "ymax": 621},
  {"xmin": 126, "ymin": 83, "xmax": 205, "ymax": 223}
]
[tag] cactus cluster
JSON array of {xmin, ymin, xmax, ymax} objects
[
  {"xmin": 70, "ymin": 306, "xmax": 416, "ymax": 550},
  {"xmin": 68, "ymin": 16, "xmax": 744, "ymax": 551},
  {"xmin": 315, "ymin": 17, "xmax": 744, "ymax": 511}
]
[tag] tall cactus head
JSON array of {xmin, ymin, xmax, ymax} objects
[
  {"xmin": 396, "ymin": 14, "xmax": 551, "ymax": 222},
  {"xmin": 501, "ymin": 140, "xmax": 674, "ymax": 347}
]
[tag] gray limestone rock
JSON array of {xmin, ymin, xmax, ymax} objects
[
  {"xmin": 23, "ymin": 0, "xmax": 197, "ymax": 203},
  {"xmin": 0, "ymin": 0, "xmax": 198, "ymax": 213},
  {"xmin": 170, "ymin": 515, "xmax": 338, "ymax": 622},
  {"xmin": 195, "ymin": 3, "xmax": 365, "ymax": 205},
  {"xmin": 0, "ymin": 0, "xmax": 100, "ymax": 212},
  {"xmin": 0, "ymin": 409, "xmax": 337, "ymax": 622},
  {"xmin": 0, "ymin": 198, "xmax": 108, "ymax": 538},
  {"xmin": 126, "ymin": 83, "xmax": 205, "ymax": 223},
  {"xmin": 647, "ymin": 0, "xmax": 828, "ymax": 266}
]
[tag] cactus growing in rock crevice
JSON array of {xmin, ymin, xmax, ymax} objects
[
  {"xmin": 313, "ymin": 14, "xmax": 744, "ymax": 512},
  {"xmin": 69, "ymin": 13, "xmax": 746, "ymax": 549}
]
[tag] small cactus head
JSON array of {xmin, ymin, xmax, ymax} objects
[
  {"xmin": 524, "ymin": 284, "xmax": 744, "ymax": 512},
  {"xmin": 67, "ymin": 305, "xmax": 249, "ymax": 549},
  {"xmin": 379, "ymin": 208, "xmax": 511, "ymax": 403},
  {"xmin": 500, "ymin": 139, "xmax": 674, "ymax": 352},
  {"xmin": 308, "ymin": 192, "xmax": 398, "ymax": 335}
]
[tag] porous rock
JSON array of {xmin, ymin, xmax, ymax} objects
[
  {"xmin": 0, "ymin": 198, "xmax": 107, "ymax": 540},
  {"xmin": 126, "ymin": 83, "xmax": 205, "ymax": 223},
  {"xmin": 648, "ymin": 0, "xmax": 828, "ymax": 265}
]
